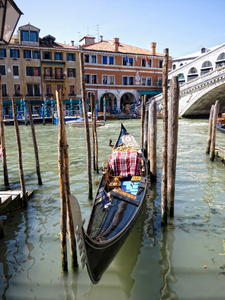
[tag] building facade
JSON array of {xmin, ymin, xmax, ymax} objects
[
  {"xmin": 81, "ymin": 36, "xmax": 172, "ymax": 113},
  {"xmin": 0, "ymin": 24, "xmax": 80, "ymax": 117},
  {"xmin": 0, "ymin": 23, "xmax": 172, "ymax": 117}
]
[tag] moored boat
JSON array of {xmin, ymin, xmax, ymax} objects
[
  {"xmin": 66, "ymin": 117, "xmax": 105, "ymax": 127},
  {"xmin": 217, "ymin": 113, "xmax": 225, "ymax": 133},
  {"xmin": 97, "ymin": 112, "xmax": 118, "ymax": 120},
  {"xmin": 70, "ymin": 124, "xmax": 148, "ymax": 284}
]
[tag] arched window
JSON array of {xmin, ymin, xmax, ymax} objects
[
  {"xmin": 173, "ymin": 64, "xmax": 176, "ymax": 70},
  {"xmin": 201, "ymin": 61, "xmax": 213, "ymax": 75},
  {"xmin": 188, "ymin": 67, "xmax": 197, "ymax": 74},
  {"xmin": 216, "ymin": 53, "xmax": 225, "ymax": 68},
  {"xmin": 187, "ymin": 67, "xmax": 198, "ymax": 81},
  {"xmin": 202, "ymin": 61, "xmax": 212, "ymax": 68}
]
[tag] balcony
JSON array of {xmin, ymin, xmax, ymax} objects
[{"xmin": 44, "ymin": 74, "xmax": 65, "ymax": 81}]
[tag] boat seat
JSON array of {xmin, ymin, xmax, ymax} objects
[{"xmin": 110, "ymin": 188, "xmax": 140, "ymax": 206}]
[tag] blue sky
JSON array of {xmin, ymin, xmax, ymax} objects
[{"xmin": 14, "ymin": 0, "xmax": 225, "ymax": 58}]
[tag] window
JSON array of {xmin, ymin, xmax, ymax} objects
[
  {"xmin": 2, "ymin": 84, "xmax": 7, "ymax": 96},
  {"xmin": 26, "ymin": 67, "xmax": 40, "ymax": 76},
  {"xmin": 109, "ymin": 75, "xmax": 114, "ymax": 85},
  {"xmin": 141, "ymin": 77, "xmax": 146, "ymax": 86},
  {"xmin": 142, "ymin": 59, "xmax": 146, "ymax": 67},
  {"xmin": 0, "ymin": 65, "xmax": 6, "ymax": 75},
  {"xmin": 43, "ymin": 51, "xmax": 52, "ymax": 60},
  {"xmin": 34, "ymin": 84, "xmax": 40, "ymax": 96},
  {"xmin": 157, "ymin": 78, "xmax": 162, "ymax": 86},
  {"xmin": 129, "ymin": 76, "xmax": 134, "ymax": 85},
  {"xmin": 10, "ymin": 49, "xmax": 20, "ymax": 58},
  {"xmin": 148, "ymin": 59, "xmax": 152, "ymax": 67},
  {"xmin": 129, "ymin": 58, "xmax": 133, "ymax": 66},
  {"xmin": 147, "ymin": 77, "xmax": 152, "ymax": 86},
  {"xmin": 27, "ymin": 84, "xmax": 40, "ymax": 96},
  {"xmin": 123, "ymin": 57, "xmax": 127, "ymax": 66},
  {"xmin": 109, "ymin": 56, "xmax": 114, "ymax": 65},
  {"xmin": 13, "ymin": 66, "xmax": 19, "ymax": 76},
  {"xmin": 102, "ymin": 56, "xmax": 107, "ymax": 64},
  {"xmin": 68, "ymin": 68, "xmax": 76, "ymax": 77},
  {"xmin": 22, "ymin": 31, "xmax": 29, "ymax": 41},
  {"xmin": 30, "ymin": 31, "xmax": 38, "ymax": 42},
  {"xmin": 123, "ymin": 76, "xmax": 128, "ymax": 85},
  {"xmin": 46, "ymin": 84, "xmax": 52, "ymax": 96},
  {"xmin": 91, "ymin": 74, "xmax": 97, "ymax": 84},
  {"xmin": 201, "ymin": 61, "xmax": 213, "ymax": 75},
  {"xmin": 14, "ymin": 84, "xmax": 21, "ymax": 96},
  {"xmin": 102, "ymin": 75, "xmax": 108, "ymax": 84},
  {"xmin": 24, "ymin": 50, "xmax": 31, "ymax": 59},
  {"xmin": 84, "ymin": 54, "xmax": 89, "ymax": 63},
  {"xmin": 55, "ymin": 52, "xmax": 63, "ymax": 60},
  {"xmin": 21, "ymin": 30, "xmax": 38, "ymax": 42},
  {"xmin": 57, "ymin": 84, "xmax": 63, "ymax": 94},
  {"xmin": 0, "ymin": 49, "xmax": 6, "ymax": 58},
  {"xmin": 91, "ymin": 55, "xmax": 97, "ymax": 63},
  {"xmin": 158, "ymin": 60, "xmax": 163, "ymax": 68},
  {"xmin": 85, "ymin": 74, "xmax": 90, "ymax": 83},
  {"xmin": 32, "ymin": 50, "xmax": 40, "ymax": 59},
  {"xmin": 55, "ymin": 68, "xmax": 63, "ymax": 79},
  {"xmin": 67, "ymin": 53, "xmax": 75, "ymax": 61},
  {"xmin": 69, "ymin": 85, "xmax": 75, "ymax": 95},
  {"xmin": 44, "ymin": 67, "xmax": 52, "ymax": 78}
]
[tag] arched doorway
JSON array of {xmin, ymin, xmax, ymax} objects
[
  {"xmin": 100, "ymin": 92, "xmax": 117, "ymax": 113},
  {"xmin": 120, "ymin": 92, "xmax": 136, "ymax": 112}
]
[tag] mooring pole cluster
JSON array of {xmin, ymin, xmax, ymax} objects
[
  {"xmin": 206, "ymin": 100, "xmax": 219, "ymax": 161},
  {"xmin": 140, "ymin": 48, "xmax": 180, "ymax": 226}
]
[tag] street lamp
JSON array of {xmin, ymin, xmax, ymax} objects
[{"xmin": 0, "ymin": 0, "xmax": 23, "ymax": 44}]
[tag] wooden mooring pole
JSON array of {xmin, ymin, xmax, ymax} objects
[
  {"xmin": 210, "ymin": 100, "xmax": 220, "ymax": 161},
  {"xmin": 27, "ymin": 101, "xmax": 42, "ymax": 185},
  {"xmin": 0, "ymin": 217, "xmax": 4, "ymax": 239},
  {"xmin": 206, "ymin": 105, "xmax": 214, "ymax": 154},
  {"xmin": 144, "ymin": 108, "xmax": 148, "ymax": 158},
  {"xmin": 56, "ymin": 89, "xmax": 78, "ymax": 270},
  {"xmin": 0, "ymin": 75, "xmax": 9, "ymax": 187},
  {"xmin": 167, "ymin": 76, "xmax": 180, "ymax": 218},
  {"xmin": 148, "ymin": 100, "xmax": 157, "ymax": 182},
  {"xmin": 80, "ymin": 52, "xmax": 93, "ymax": 199},
  {"xmin": 161, "ymin": 48, "xmax": 169, "ymax": 225},
  {"xmin": 12, "ymin": 98, "xmax": 27, "ymax": 208},
  {"xmin": 140, "ymin": 95, "xmax": 146, "ymax": 149},
  {"xmin": 91, "ymin": 93, "xmax": 96, "ymax": 171}
]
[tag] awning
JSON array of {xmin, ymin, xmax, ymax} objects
[{"xmin": 138, "ymin": 90, "xmax": 162, "ymax": 96}]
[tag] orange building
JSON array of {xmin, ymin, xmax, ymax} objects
[{"xmin": 81, "ymin": 36, "xmax": 172, "ymax": 113}]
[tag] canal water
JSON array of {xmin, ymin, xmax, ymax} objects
[{"xmin": 0, "ymin": 119, "xmax": 225, "ymax": 299}]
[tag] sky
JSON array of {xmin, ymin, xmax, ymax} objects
[{"xmin": 14, "ymin": 0, "xmax": 225, "ymax": 58}]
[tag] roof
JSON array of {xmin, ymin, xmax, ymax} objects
[{"xmin": 82, "ymin": 40, "xmax": 163, "ymax": 56}]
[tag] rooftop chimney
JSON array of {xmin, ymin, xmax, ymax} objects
[
  {"xmin": 114, "ymin": 37, "xmax": 119, "ymax": 52},
  {"xmin": 100, "ymin": 35, "xmax": 103, "ymax": 42},
  {"xmin": 71, "ymin": 40, "xmax": 74, "ymax": 46},
  {"xmin": 151, "ymin": 42, "xmax": 156, "ymax": 55}
]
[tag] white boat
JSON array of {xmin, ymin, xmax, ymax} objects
[{"xmin": 66, "ymin": 117, "xmax": 105, "ymax": 127}]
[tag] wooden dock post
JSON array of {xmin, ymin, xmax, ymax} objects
[
  {"xmin": 167, "ymin": 76, "xmax": 180, "ymax": 218},
  {"xmin": 161, "ymin": 48, "xmax": 169, "ymax": 225},
  {"xmin": 140, "ymin": 95, "xmax": 146, "ymax": 149},
  {"xmin": 56, "ymin": 89, "xmax": 78, "ymax": 270},
  {"xmin": 210, "ymin": 100, "xmax": 220, "ymax": 161},
  {"xmin": 27, "ymin": 101, "xmax": 42, "ymax": 185},
  {"xmin": 12, "ymin": 98, "xmax": 27, "ymax": 208},
  {"xmin": 80, "ymin": 52, "xmax": 93, "ymax": 199},
  {"xmin": 206, "ymin": 105, "xmax": 214, "ymax": 154},
  {"xmin": 144, "ymin": 108, "xmax": 148, "ymax": 158},
  {"xmin": 0, "ymin": 217, "xmax": 4, "ymax": 238},
  {"xmin": 0, "ymin": 75, "xmax": 9, "ymax": 187},
  {"xmin": 148, "ymin": 100, "xmax": 157, "ymax": 182},
  {"xmin": 91, "ymin": 93, "xmax": 96, "ymax": 171}
]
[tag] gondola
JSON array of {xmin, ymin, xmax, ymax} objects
[{"xmin": 70, "ymin": 124, "xmax": 148, "ymax": 284}]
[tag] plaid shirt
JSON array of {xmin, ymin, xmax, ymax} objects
[{"xmin": 108, "ymin": 150, "xmax": 142, "ymax": 177}]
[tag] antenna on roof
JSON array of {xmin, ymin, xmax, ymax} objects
[{"xmin": 95, "ymin": 23, "xmax": 101, "ymax": 41}]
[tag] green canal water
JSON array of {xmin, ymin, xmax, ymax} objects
[{"xmin": 0, "ymin": 119, "xmax": 225, "ymax": 299}]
